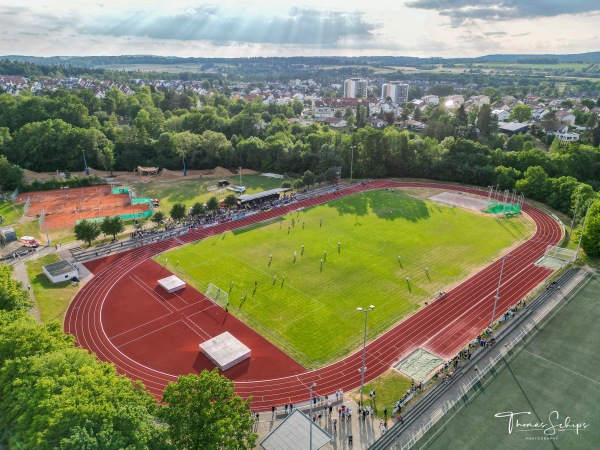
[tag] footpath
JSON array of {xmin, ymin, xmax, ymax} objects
[{"xmin": 6, "ymin": 241, "xmax": 94, "ymax": 322}]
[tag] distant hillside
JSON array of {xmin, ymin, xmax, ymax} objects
[
  {"xmin": 476, "ymin": 52, "xmax": 600, "ymax": 63},
  {"xmin": 1, "ymin": 52, "xmax": 599, "ymax": 70}
]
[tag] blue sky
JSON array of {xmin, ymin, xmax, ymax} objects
[{"xmin": 1, "ymin": 1, "xmax": 599, "ymax": 57}]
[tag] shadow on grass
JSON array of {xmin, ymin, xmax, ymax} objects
[
  {"xmin": 325, "ymin": 191, "xmax": 430, "ymax": 222},
  {"xmin": 232, "ymin": 216, "xmax": 284, "ymax": 235},
  {"xmin": 32, "ymin": 273, "xmax": 72, "ymax": 291}
]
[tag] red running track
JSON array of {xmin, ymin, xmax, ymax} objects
[{"xmin": 64, "ymin": 181, "xmax": 563, "ymax": 410}]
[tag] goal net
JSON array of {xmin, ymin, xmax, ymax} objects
[
  {"xmin": 545, "ymin": 245, "xmax": 578, "ymax": 262},
  {"xmin": 205, "ymin": 283, "xmax": 229, "ymax": 307}
]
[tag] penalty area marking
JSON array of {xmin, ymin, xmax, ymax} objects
[{"xmin": 521, "ymin": 349, "xmax": 600, "ymax": 386}]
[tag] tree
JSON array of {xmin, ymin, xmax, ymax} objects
[
  {"xmin": 509, "ymin": 105, "xmax": 532, "ymax": 123},
  {"xmin": 0, "ymin": 311, "xmax": 164, "ymax": 450},
  {"xmin": 302, "ymin": 170, "xmax": 315, "ymax": 188},
  {"xmin": 100, "ymin": 216, "xmax": 124, "ymax": 240},
  {"xmin": 170, "ymin": 202, "xmax": 186, "ymax": 222},
  {"xmin": 540, "ymin": 110, "xmax": 560, "ymax": 132},
  {"xmin": 223, "ymin": 194, "xmax": 237, "ymax": 208},
  {"xmin": 191, "ymin": 202, "xmax": 205, "ymax": 216},
  {"xmin": 292, "ymin": 179, "xmax": 304, "ymax": 191},
  {"xmin": 456, "ymin": 104, "xmax": 468, "ymax": 127},
  {"xmin": 159, "ymin": 370, "xmax": 257, "ymax": 450},
  {"xmin": 580, "ymin": 200, "xmax": 600, "ymax": 256},
  {"xmin": 151, "ymin": 210, "xmax": 165, "ymax": 227},
  {"xmin": 0, "ymin": 266, "xmax": 32, "ymax": 311},
  {"xmin": 206, "ymin": 196, "xmax": 219, "ymax": 211},
  {"xmin": 477, "ymin": 104, "xmax": 493, "ymax": 136},
  {"xmin": 592, "ymin": 124, "xmax": 600, "ymax": 147},
  {"xmin": 494, "ymin": 166, "xmax": 521, "ymax": 191},
  {"xmin": 0, "ymin": 155, "xmax": 23, "ymax": 191},
  {"xmin": 515, "ymin": 166, "xmax": 551, "ymax": 201},
  {"xmin": 74, "ymin": 219, "xmax": 101, "ymax": 246}
]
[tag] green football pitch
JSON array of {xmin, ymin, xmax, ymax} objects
[
  {"xmin": 155, "ymin": 190, "xmax": 534, "ymax": 368},
  {"xmin": 417, "ymin": 271, "xmax": 600, "ymax": 450}
]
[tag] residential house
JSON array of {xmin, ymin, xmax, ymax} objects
[
  {"xmin": 469, "ymin": 95, "xmax": 490, "ymax": 107},
  {"xmin": 491, "ymin": 109, "xmax": 510, "ymax": 122},
  {"xmin": 532, "ymin": 107, "xmax": 550, "ymax": 121},
  {"xmin": 367, "ymin": 118, "xmax": 387, "ymax": 129},
  {"xmin": 546, "ymin": 125, "xmax": 579, "ymax": 142},
  {"xmin": 422, "ymin": 94, "xmax": 439, "ymax": 105},
  {"xmin": 555, "ymin": 110, "xmax": 576, "ymax": 126},
  {"xmin": 323, "ymin": 117, "xmax": 347, "ymax": 128},
  {"xmin": 443, "ymin": 95, "xmax": 465, "ymax": 109},
  {"xmin": 406, "ymin": 119, "xmax": 425, "ymax": 130}
]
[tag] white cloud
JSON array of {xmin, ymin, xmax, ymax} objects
[{"xmin": 0, "ymin": 1, "xmax": 598, "ymax": 57}]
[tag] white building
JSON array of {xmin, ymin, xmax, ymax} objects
[
  {"xmin": 547, "ymin": 125, "xmax": 579, "ymax": 142},
  {"xmin": 43, "ymin": 260, "xmax": 78, "ymax": 284},
  {"xmin": 344, "ymin": 78, "xmax": 368, "ymax": 98},
  {"xmin": 492, "ymin": 109, "xmax": 510, "ymax": 122},
  {"xmin": 381, "ymin": 82, "xmax": 409, "ymax": 104},
  {"xmin": 422, "ymin": 94, "xmax": 439, "ymax": 105},
  {"xmin": 555, "ymin": 110, "xmax": 576, "ymax": 126}
]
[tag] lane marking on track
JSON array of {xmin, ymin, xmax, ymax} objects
[
  {"xmin": 116, "ymin": 319, "xmax": 183, "ymax": 348},
  {"xmin": 66, "ymin": 182, "xmax": 563, "ymax": 408},
  {"xmin": 522, "ymin": 349, "xmax": 600, "ymax": 385}
]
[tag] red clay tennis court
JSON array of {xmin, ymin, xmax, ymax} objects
[{"xmin": 15, "ymin": 185, "xmax": 151, "ymax": 230}]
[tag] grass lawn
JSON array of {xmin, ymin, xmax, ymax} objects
[
  {"xmin": 13, "ymin": 220, "xmax": 78, "ymax": 246},
  {"xmin": 156, "ymin": 189, "xmax": 534, "ymax": 368},
  {"xmin": 418, "ymin": 271, "xmax": 600, "ymax": 450},
  {"xmin": 0, "ymin": 200, "xmax": 23, "ymax": 225},
  {"xmin": 350, "ymin": 370, "xmax": 413, "ymax": 421},
  {"xmin": 25, "ymin": 254, "xmax": 80, "ymax": 324},
  {"xmin": 132, "ymin": 174, "xmax": 287, "ymax": 216}
]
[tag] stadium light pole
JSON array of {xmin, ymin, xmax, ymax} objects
[
  {"xmin": 82, "ymin": 149, "xmax": 89, "ymax": 175},
  {"xmin": 350, "ymin": 146, "xmax": 356, "ymax": 184},
  {"xmin": 239, "ymin": 166, "xmax": 242, "ymax": 187},
  {"xmin": 569, "ymin": 185, "xmax": 583, "ymax": 239},
  {"xmin": 41, "ymin": 208, "xmax": 50, "ymax": 246},
  {"xmin": 357, "ymin": 305, "xmax": 374, "ymax": 407},
  {"xmin": 309, "ymin": 381, "xmax": 316, "ymax": 450},
  {"xmin": 182, "ymin": 149, "xmax": 187, "ymax": 176},
  {"xmin": 491, "ymin": 255, "xmax": 509, "ymax": 327},
  {"xmin": 576, "ymin": 199, "xmax": 593, "ymax": 261}
]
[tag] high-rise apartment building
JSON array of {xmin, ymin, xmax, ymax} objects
[
  {"xmin": 381, "ymin": 82, "xmax": 409, "ymax": 104},
  {"xmin": 344, "ymin": 78, "xmax": 368, "ymax": 98}
]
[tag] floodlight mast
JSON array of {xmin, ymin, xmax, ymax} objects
[
  {"xmin": 357, "ymin": 305, "xmax": 375, "ymax": 407},
  {"xmin": 491, "ymin": 255, "xmax": 510, "ymax": 327},
  {"xmin": 309, "ymin": 381, "xmax": 317, "ymax": 450}
]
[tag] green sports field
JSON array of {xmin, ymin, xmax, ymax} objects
[
  {"xmin": 417, "ymin": 271, "xmax": 600, "ymax": 450},
  {"xmin": 155, "ymin": 189, "xmax": 534, "ymax": 368}
]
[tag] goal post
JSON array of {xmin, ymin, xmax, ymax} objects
[{"xmin": 205, "ymin": 283, "xmax": 229, "ymax": 307}]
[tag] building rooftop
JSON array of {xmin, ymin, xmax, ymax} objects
[
  {"xmin": 499, "ymin": 122, "xmax": 530, "ymax": 132},
  {"xmin": 43, "ymin": 260, "xmax": 76, "ymax": 277},
  {"xmin": 260, "ymin": 409, "xmax": 332, "ymax": 450},
  {"xmin": 238, "ymin": 188, "xmax": 290, "ymax": 203}
]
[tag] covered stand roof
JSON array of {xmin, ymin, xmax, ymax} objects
[
  {"xmin": 260, "ymin": 409, "xmax": 332, "ymax": 450},
  {"xmin": 238, "ymin": 188, "xmax": 289, "ymax": 204}
]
